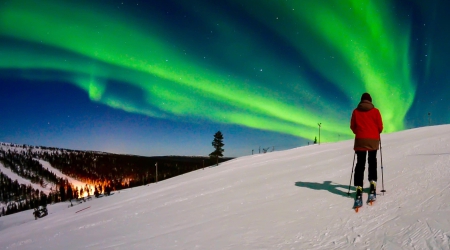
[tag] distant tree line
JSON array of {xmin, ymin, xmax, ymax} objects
[{"xmin": 0, "ymin": 143, "xmax": 232, "ymax": 217}]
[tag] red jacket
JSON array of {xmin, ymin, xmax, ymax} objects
[{"xmin": 350, "ymin": 100, "xmax": 383, "ymax": 151}]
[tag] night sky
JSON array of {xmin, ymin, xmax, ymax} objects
[{"xmin": 1, "ymin": 0, "xmax": 449, "ymax": 157}]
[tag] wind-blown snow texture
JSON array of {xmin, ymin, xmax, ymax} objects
[{"xmin": 1, "ymin": 125, "xmax": 450, "ymax": 249}]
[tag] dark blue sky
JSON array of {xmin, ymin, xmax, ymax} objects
[{"xmin": 1, "ymin": 0, "xmax": 449, "ymax": 157}]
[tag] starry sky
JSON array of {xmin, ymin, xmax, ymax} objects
[{"xmin": 1, "ymin": 0, "xmax": 449, "ymax": 157}]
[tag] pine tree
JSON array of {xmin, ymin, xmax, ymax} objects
[
  {"xmin": 67, "ymin": 184, "xmax": 73, "ymax": 201},
  {"xmin": 94, "ymin": 186, "xmax": 99, "ymax": 198},
  {"xmin": 59, "ymin": 184, "xmax": 66, "ymax": 201},
  {"xmin": 40, "ymin": 192, "xmax": 48, "ymax": 208},
  {"xmin": 74, "ymin": 187, "xmax": 79, "ymax": 199},
  {"xmin": 209, "ymin": 131, "xmax": 224, "ymax": 166}
]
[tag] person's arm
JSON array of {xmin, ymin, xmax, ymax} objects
[
  {"xmin": 377, "ymin": 110, "xmax": 383, "ymax": 133},
  {"xmin": 350, "ymin": 110, "xmax": 356, "ymax": 134}
]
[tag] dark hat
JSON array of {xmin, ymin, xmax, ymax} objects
[{"xmin": 361, "ymin": 93, "xmax": 372, "ymax": 102}]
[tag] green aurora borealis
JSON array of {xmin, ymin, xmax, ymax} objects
[{"xmin": 1, "ymin": 0, "xmax": 449, "ymax": 155}]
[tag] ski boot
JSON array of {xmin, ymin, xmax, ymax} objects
[
  {"xmin": 367, "ymin": 180, "xmax": 376, "ymax": 205},
  {"xmin": 353, "ymin": 186, "xmax": 363, "ymax": 212}
]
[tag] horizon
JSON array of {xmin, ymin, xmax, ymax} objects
[{"xmin": 0, "ymin": 141, "xmax": 237, "ymax": 158}]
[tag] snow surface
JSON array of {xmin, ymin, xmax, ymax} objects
[{"xmin": 0, "ymin": 125, "xmax": 450, "ymax": 249}]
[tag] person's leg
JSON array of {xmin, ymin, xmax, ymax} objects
[
  {"xmin": 368, "ymin": 150, "xmax": 378, "ymax": 196},
  {"xmin": 353, "ymin": 151, "xmax": 367, "ymax": 187},
  {"xmin": 367, "ymin": 150, "xmax": 378, "ymax": 182}
]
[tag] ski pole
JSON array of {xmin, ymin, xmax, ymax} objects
[
  {"xmin": 380, "ymin": 139, "xmax": 386, "ymax": 194},
  {"xmin": 347, "ymin": 152, "xmax": 356, "ymax": 196}
]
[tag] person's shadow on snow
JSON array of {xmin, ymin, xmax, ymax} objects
[{"xmin": 295, "ymin": 181, "xmax": 369, "ymax": 199}]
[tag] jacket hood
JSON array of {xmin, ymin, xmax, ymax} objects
[{"xmin": 357, "ymin": 100, "xmax": 374, "ymax": 111}]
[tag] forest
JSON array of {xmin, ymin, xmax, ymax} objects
[{"xmin": 0, "ymin": 143, "xmax": 233, "ymax": 216}]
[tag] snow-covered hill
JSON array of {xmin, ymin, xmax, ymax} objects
[
  {"xmin": 0, "ymin": 143, "xmax": 89, "ymax": 195},
  {"xmin": 1, "ymin": 125, "xmax": 449, "ymax": 249},
  {"xmin": 0, "ymin": 159, "xmax": 88, "ymax": 195}
]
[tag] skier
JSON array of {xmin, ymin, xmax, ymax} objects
[{"xmin": 350, "ymin": 93, "xmax": 383, "ymax": 207}]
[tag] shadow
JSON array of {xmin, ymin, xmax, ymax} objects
[{"xmin": 295, "ymin": 180, "xmax": 370, "ymax": 199}]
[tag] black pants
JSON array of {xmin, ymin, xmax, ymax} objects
[{"xmin": 354, "ymin": 150, "xmax": 377, "ymax": 187}]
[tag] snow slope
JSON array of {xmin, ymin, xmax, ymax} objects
[
  {"xmin": 0, "ymin": 144, "xmax": 88, "ymax": 195},
  {"xmin": 0, "ymin": 125, "xmax": 449, "ymax": 249},
  {"xmin": 36, "ymin": 159, "xmax": 89, "ymax": 193},
  {"xmin": 0, "ymin": 162, "xmax": 54, "ymax": 194}
]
